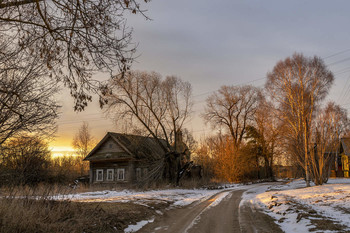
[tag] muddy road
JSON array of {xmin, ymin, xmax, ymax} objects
[{"xmin": 139, "ymin": 186, "xmax": 283, "ymax": 233}]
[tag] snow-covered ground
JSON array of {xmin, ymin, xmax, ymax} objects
[
  {"xmin": 53, "ymin": 184, "xmax": 244, "ymax": 232},
  {"xmin": 53, "ymin": 179, "xmax": 350, "ymax": 232},
  {"xmin": 58, "ymin": 185, "xmax": 241, "ymax": 207},
  {"xmin": 243, "ymin": 178, "xmax": 350, "ymax": 233}
]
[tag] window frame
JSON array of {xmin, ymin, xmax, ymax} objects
[
  {"xmin": 96, "ymin": 169, "xmax": 103, "ymax": 182},
  {"xmin": 117, "ymin": 168, "xmax": 125, "ymax": 181},
  {"xmin": 106, "ymin": 169, "xmax": 114, "ymax": 181}
]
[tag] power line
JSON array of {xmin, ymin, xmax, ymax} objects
[
  {"xmin": 193, "ymin": 50, "xmax": 350, "ymax": 101},
  {"xmin": 336, "ymin": 74, "xmax": 350, "ymax": 103},
  {"xmin": 323, "ymin": 48, "xmax": 350, "ymax": 60},
  {"xmin": 333, "ymin": 66, "xmax": 350, "ymax": 75},
  {"xmin": 327, "ymin": 57, "xmax": 350, "ymax": 67},
  {"xmin": 55, "ymin": 49, "xmax": 350, "ymax": 129},
  {"xmin": 193, "ymin": 77, "xmax": 266, "ymax": 99}
]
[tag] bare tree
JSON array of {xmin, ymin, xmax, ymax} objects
[
  {"xmin": 245, "ymin": 97, "xmax": 283, "ymax": 180},
  {"xmin": 265, "ymin": 53, "xmax": 334, "ymax": 186},
  {"xmin": 309, "ymin": 102, "xmax": 349, "ymax": 185},
  {"xmin": 0, "ymin": 52, "xmax": 59, "ymax": 146},
  {"xmin": 105, "ymin": 71, "xmax": 193, "ymax": 184},
  {"xmin": 203, "ymin": 85, "xmax": 261, "ymax": 152},
  {"xmin": 0, "ymin": 0, "xmax": 149, "ymax": 110},
  {"xmin": 72, "ymin": 122, "xmax": 95, "ymax": 176}
]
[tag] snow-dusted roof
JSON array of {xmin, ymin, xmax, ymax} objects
[{"xmin": 84, "ymin": 132, "xmax": 167, "ymax": 161}]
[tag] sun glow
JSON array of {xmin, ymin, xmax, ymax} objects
[
  {"xmin": 50, "ymin": 146, "xmax": 76, "ymax": 158},
  {"xmin": 51, "ymin": 146, "xmax": 75, "ymax": 152}
]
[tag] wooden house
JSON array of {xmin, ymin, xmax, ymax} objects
[
  {"xmin": 84, "ymin": 132, "xmax": 167, "ymax": 185},
  {"xmin": 330, "ymin": 138, "xmax": 350, "ymax": 178},
  {"xmin": 341, "ymin": 138, "xmax": 350, "ymax": 178}
]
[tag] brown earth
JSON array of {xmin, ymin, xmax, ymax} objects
[{"xmin": 0, "ymin": 198, "xmax": 166, "ymax": 233}]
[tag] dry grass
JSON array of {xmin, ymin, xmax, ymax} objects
[
  {"xmin": 0, "ymin": 182, "xmax": 130, "ymax": 198},
  {"xmin": 0, "ymin": 185, "xmax": 159, "ymax": 233},
  {"xmin": 179, "ymin": 177, "xmax": 213, "ymax": 189},
  {"xmin": 0, "ymin": 179, "xmax": 215, "ymax": 232},
  {"xmin": 0, "ymin": 198, "xmax": 158, "ymax": 233}
]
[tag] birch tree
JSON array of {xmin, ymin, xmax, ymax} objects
[
  {"xmin": 72, "ymin": 122, "xmax": 95, "ymax": 176},
  {"xmin": 310, "ymin": 102, "xmax": 349, "ymax": 185},
  {"xmin": 265, "ymin": 53, "xmax": 334, "ymax": 186}
]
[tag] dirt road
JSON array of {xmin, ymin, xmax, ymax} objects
[{"xmin": 139, "ymin": 186, "xmax": 283, "ymax": 233}]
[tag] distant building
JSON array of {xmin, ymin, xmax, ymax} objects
[{"xmin": 341, "ymin": 138, "xmax": 350, "ymax": 178}]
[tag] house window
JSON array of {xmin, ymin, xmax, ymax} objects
[
  {"xmin": 136, "ymin": 168, "xmax": 141, "ymax": 180},
  {"xmin": 106, "ymin": 169, "xmax": 114, "ymax": 181},
  {"xmin": 117, "ymin": 168, "xmax": 125, "ymax": 181},
  {"xmin": 96, "ymin": 169, "xmax": 103, "ymax": 181},
  {"xmin": 109, "ymin": 143, "xmax": 113, "ymax": 148}
]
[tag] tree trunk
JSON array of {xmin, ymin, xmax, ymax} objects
[{"xmin": 304, "ymin": 119, "xmax": 311, "ymax": 187}]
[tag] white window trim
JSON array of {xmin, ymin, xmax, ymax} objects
[
  {"xmin": 96, "ymin": 169, "xmax": 103, "ymax": 182},
  {"xmin": 106, "ymin": 169, "xmax": 114, "ymax": 181},
  {"xmin": 117, "ymin": 168, "xmax": 125, "ymax": 181}
]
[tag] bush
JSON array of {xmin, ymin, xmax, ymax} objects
[{"xmin": 0, "ymin": 135, "xmax": 50, "ymax": 186}]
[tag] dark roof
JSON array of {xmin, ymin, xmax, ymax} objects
[
  {"xmin": 341, "ymin": 138, "xmax": 350, "ymax": 155},
  {"xmin": 84, "ymin": 132, "xmax": 168, "ymax": 161}
]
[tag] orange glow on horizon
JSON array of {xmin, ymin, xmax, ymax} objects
[
  {"xmin": 50, "ymin": 146, "xmax": 75, "ymax": 152},
  {"xmin": 49, "ymin": 144, "xmax": 76, "ymax": 158}
]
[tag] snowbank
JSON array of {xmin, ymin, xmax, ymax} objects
[{"xmin": 244, "ymin": 178, "xmax": 350, "ymax": 232}]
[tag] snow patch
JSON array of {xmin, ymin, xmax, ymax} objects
[
  {"xmin": 209, "ymin": 191, "xmax": 232, "ymax": 208},
  {"xmin": 124, "ymin": 218, "xmax": 154, "ymax": 233},
  {"xmin": 244, "ymin": 178, "xmax": 350, "ymax": 232}
]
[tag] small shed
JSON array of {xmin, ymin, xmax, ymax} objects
[{"xmin": 84, "ymin": 132, "xmax": 166, "ymax": 185}]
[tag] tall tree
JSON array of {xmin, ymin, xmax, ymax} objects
[
  {"xmin": 0, "ymin": 52, "xmax": 59, "ymax": 146},
  {"xmin": 203, "ymin": 85, "xmax": 261, "ymax": 152},
  {"xmin": 245, "ymin": 97, "xmax": 283, "ymax": 179},
  {"xmin": 72, "ymin": 122, "xmax": 95, "ymax": 176},
  {"xmin": 309, "ymin": 102, "xmax": 349, "ymax": 185},
  {"xmin": 265, "ymin": 53, "xmax": 334, "ymax": 186},
  {"xmin": 105, "ymin": 71, "xmax": 193, "ymax": 184},
  {"xmin": 0, "ymin": 0, "xmax": 149, "ymax": 110}
]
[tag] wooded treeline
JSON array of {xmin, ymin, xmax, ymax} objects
[
  {"xmin": 1, "ymin": 52, "xmax": 349, "ymax": 187},
  {"xmin": 1, "ymin": 1, "xmax": 348, "ymax": 187},
  {"xmin": 101, "ymin": 54, "xmax": 349, "ymax": 186},
  {"xmin": 194, "ymin": 54, "xmax": 350, "ymax": 185},
  {"xmin": 0, "ymin": 53, "xmax": 349, "ymax": 187}
]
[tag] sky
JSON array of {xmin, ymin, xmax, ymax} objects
[{"xmin": 51, "ymin": 0, "xmax": 350, "ymax": 152}]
